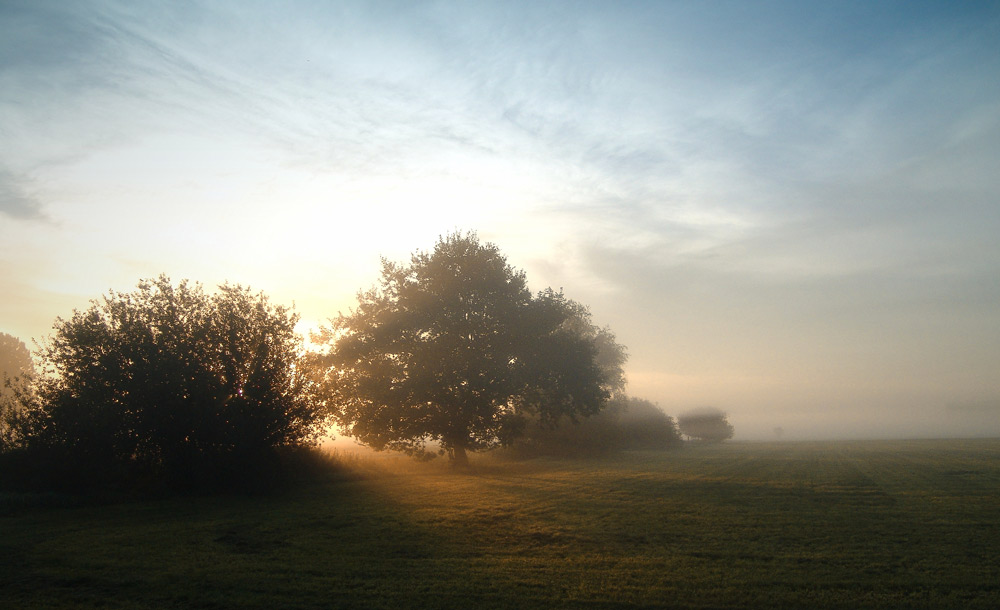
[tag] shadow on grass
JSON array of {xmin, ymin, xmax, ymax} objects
[
  {"xmin": 0, "ymin": 450, "xmax": 555, "ymax": 610},
  {"xmin": 4, "ymin": 441, "xmax": 1000, "ymax": 609}
]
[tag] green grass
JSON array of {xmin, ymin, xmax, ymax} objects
[{"xmin": 2, "ymin": 439, "xmax": 999, "ymax": 609}]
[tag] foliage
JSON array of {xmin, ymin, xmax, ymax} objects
[
  {"xmin": 2, "ymin": 276, "xmax": 326, "ymax": 490},
  {"xmin": 0, "ymin": 332, "xmax": 35, "ymax": 453},
  {"xmin": 512, "ymin": 395, "xmax": 680, "ymax": 457},
  {"xmin": 0, "ymin": 332, "xmax": 33, "ymax": 384},
  {"xmin": 617, "ymin": 396, "xmax": 682, "ymax": 449},
  {"xmin": 314, "ymin": 232, "xmax": 614, "ymax": 465},
  {"xmin": 510, "ymin": 406, "xmax": 624, "ymax": 457},
  {"xmin": 0, "ymin": 375, "xmax": 38, "ymax": 456},
  {"xmin": 677, "ymin": 406, "xmax": 735, "ymax": 442},
  {"xmin": 505, "ymin": 301, "xmax": 629, "ymax": 457},
  {"xmin": 556, "ymin": 307, "xmax": 628, "ymax": 400}
]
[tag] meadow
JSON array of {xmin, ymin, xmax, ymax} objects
[{"xmin": 2, "ymin": 439, "xmax": 998, "ymax": 609}]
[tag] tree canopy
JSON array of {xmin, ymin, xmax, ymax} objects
[
  {"xmin": 506, "ymin": 314, "xmax": 630, "ymax": 457},
  {"xmin": 4, "ymin": 276, "xmax": 326, "ymax": 490},
  {"xmin": 677, "ymin": 407, "xmax": 735, "ymax": 442},
  {"xmin": 314, "ymin": 232, "xmax": 616, "ymax": 465}
]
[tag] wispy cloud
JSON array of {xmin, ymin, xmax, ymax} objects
[
  {"xmin": 0, "ymin": 168, "xmax": 49, "ymax": 222},
  {"xmin": 1, "ymin": 0, "xmax": 999, "ymax": 438}
]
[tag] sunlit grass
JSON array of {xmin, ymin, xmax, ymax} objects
[{"xmin": 3, "ymin": 439, "xmax": 999, "ymax": 608}]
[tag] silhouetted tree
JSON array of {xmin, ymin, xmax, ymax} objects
[
  {"xmin": 7, "ymin": 276, "xmax": 326, "ymax": 489},
  {"xmin": 313, "ymin": 232, "xmax": 612, "ymax": 466},
  {"xmin": 677, "ymin": 407, "xmax": 734, "ymax": 442}
]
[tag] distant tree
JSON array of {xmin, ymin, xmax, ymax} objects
[
  {"xmin": 677, "ymin": 407, "xmax": 734, "ymax": 442},
  {"xmin": 511, "ymin": 395, "xmax": 681, "ymax": 457},
  {"xmin": 6, "ymin": 276, "xmax": 326, "ymax": 489},
  {"xmin": 0, "ymin": 332, "xmax": 32, "ymax": 384},
  {"xmin": 0, "ymin": 332, "xmax": 34, "ymax": 453},
  {"xmin": 618, "ymin": 397, "xmax": 682, "ymax": 449},
  {"xmin": 314, "ymin": 232, "xmax": 613, "ymax": 466},
  {"xmin": 509, "ymin": 401, "xmax": 622, "ymax": 458}
]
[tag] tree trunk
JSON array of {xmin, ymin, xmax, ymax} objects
[{"xmin": 449, "ymin": 445, "xmax": 470, "ymax": 469}]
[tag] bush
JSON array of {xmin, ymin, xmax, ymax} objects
[
  {"xmin": 618, "ymin": 397, "xmax": 682, "ymax": 449},
  {"xmin": 507, "ymin": 396, "xmax": 680, "ymax": 458},
  {"xmin": 509, "ymin": 408, "xmax": 624, "ymax": 458},
  {"xmin": 2, "ymin": 276, "xmax": 327, "ymax": 492}
]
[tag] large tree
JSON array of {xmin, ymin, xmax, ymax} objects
[
  {"xmin": 12, "ymin": 276, "xmax": 325, "ymax": 488},
  {"xmin": 315, "ymin": 232, "xmax": 613, "ymax": 465}
]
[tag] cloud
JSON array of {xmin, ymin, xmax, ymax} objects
[
  {"xmin": 0, "ymin": 168, "xmax": 49, "ymax": 222},
  {"xmin": 1, "ymin": 1, "xmax": 998, "ymax": 439}
]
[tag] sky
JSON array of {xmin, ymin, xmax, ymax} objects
[{"xmin": 2, "ymin": 0, "xmax": 999, "ymax": 440}]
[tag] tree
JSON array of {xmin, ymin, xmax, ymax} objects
[
  {"xmin": 0, "ymin": 332, "xmax": 32, "ymax": 384},
  {"xmin": 0, "ymin": 332, "xmax": 34, "ymax": 453},
  {"xmin": 11, "ymin": 276, "xmax": 326, "ymax": 489},
  {"xmin": 556, "ymin": 308, "xmax": 628, "ymax": 400},
  {"xmin": 618, "ymin": 397, "xmax": 682, "ymax": 449},
  {"xmin": 507, "ymin": 318, "xmax": 629, "ymax": 457},
  {"xmin": 314, "ymin": 232, "xmax": 613, "ymax": 466},
  {"xmin": 511, "ymin": 396, "xmax": 680, "ymax": 457},
  {"xmin": 677, "ymin": 407, "xmax": 734, "ymax": 442}
]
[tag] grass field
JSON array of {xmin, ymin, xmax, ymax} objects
[{"xmin": 2, "ymin": 439, "xmax": 998, "ymax": 609}]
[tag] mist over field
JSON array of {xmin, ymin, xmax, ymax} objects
[{"xmin": 2, "ymin": 1, "xmax": 999, "ymax": 441}]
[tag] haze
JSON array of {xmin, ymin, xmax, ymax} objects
[{"xmin": 2, "ymin": 1, "xmax": 998, "ymax": 441}]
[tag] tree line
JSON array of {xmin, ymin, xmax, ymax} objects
[{"xmin": 0, "ymin": 232, "xmax": 732, "ymax": 491}]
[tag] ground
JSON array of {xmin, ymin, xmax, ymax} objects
[{"xmin": 2, "ymin": 439, "xmax": 998, "ymax": 609}]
